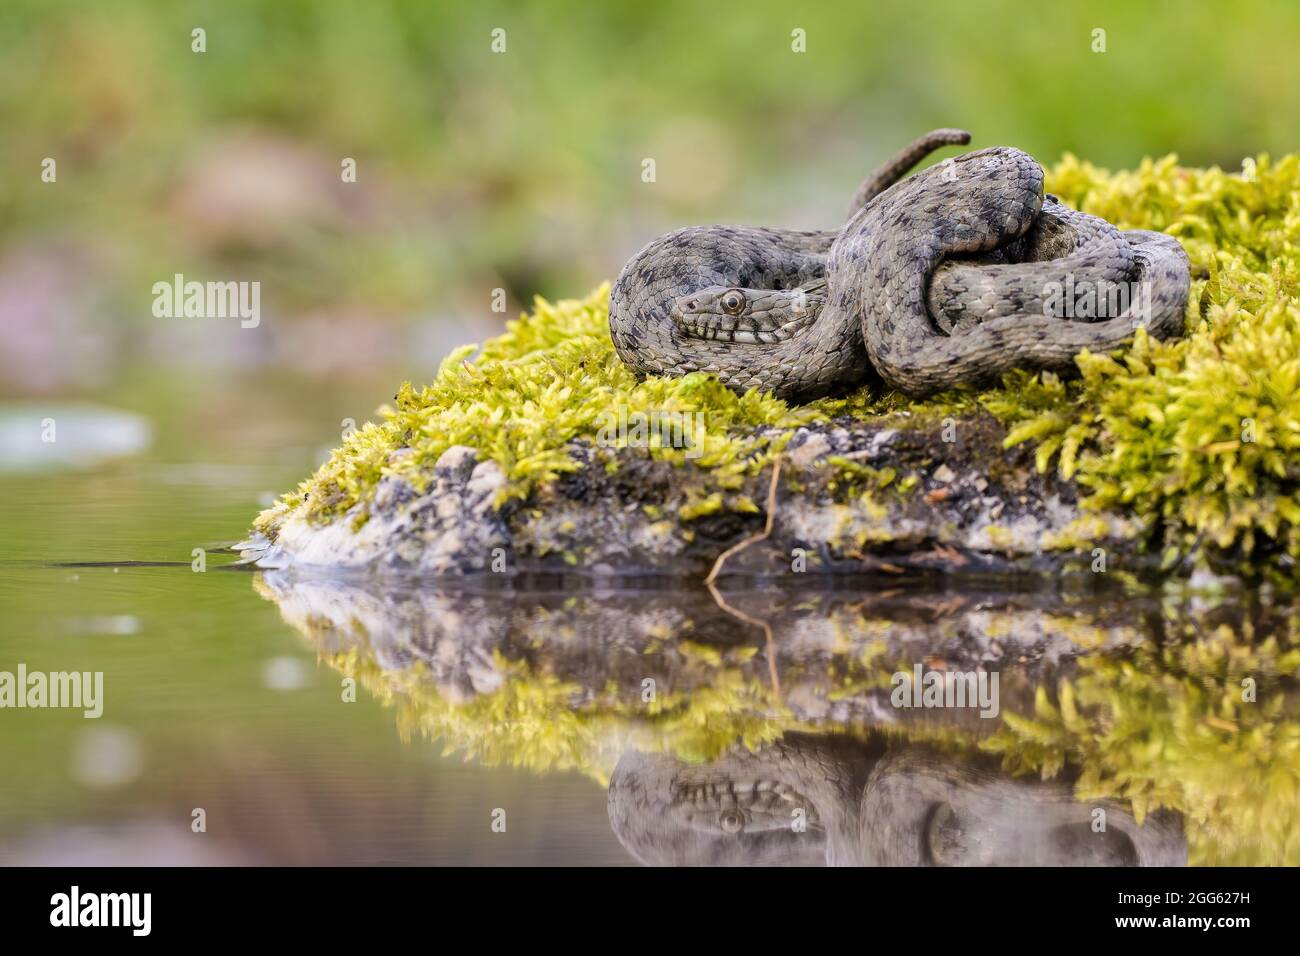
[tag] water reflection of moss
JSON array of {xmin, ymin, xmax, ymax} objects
[
  {"xmin": 306, "ymin": 602, "xmax": 994, "ymax": 784},
  {"xmin": 300, "ymin": 590, "xmax": 1300, "ymax": 863},
  {"xmin": 260, "ymin": 566, "xmax": 1300, "ymax": 863},
  {"xmin": 983, "ymin": 618, "xmax": 1300, "ymax": 865},
  {"xmin": 326, "ymin": 648, "xmax": 795, "ymax": 785}
]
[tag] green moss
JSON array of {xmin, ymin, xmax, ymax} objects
[
  {"xmin": 1040, "ymin": 514, "xmax": 1131, "ymax": 552},
  {"xmin": 824, "ymin": 458, "xmax": 897, "ymax": 496},
  {"xmin": 983, "ymin": 525, "xmax": 1017, "ymax": 554},
  {"xmin": 259, "ymin": 152, "xmax": 1300, "ymax": 574},
  {"xmin": 256, "ymin": 285, "xmax": 817, "ymax": 533},
  {"xmin": 985, "ymin": 153, "xmax": 1300, "ymax": 570}
]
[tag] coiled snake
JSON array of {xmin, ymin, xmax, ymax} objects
[{"xmin": 609, "ymin": 130, "xmax": 1190, "ymax": 400}]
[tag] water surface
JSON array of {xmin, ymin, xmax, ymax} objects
[{"xmin": 1, "ymin": 376, "xmax": 1296, "ymax": 866}]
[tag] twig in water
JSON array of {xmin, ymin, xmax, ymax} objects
[
  {"xmin": 703, "ymin": 456, "xmax": 785, "ymax": 700},
  {"xmin": 705, "ymin": 580, "xmax": 782, "ymax": 702}
]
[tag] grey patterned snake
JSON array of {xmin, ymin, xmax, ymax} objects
[{"xmin": 609, "ymin": 130, "xmax": 1190, "ymax": 400}]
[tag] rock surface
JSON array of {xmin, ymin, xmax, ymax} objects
[{"xmin": 240, "ymin": 407, "xmax": 1143, "ymax": 578}]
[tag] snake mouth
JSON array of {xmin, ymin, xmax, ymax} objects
[
  {"xmin": 671, "ymin": 778, "xmax": 824, "ymax": 834},
  {"xmin": 673, "ymin": 320, "xmax": 800, "ymax": 345},
  {"xmin": 670, "ymin": 300, "xmax": 823, "ymax": 345}
]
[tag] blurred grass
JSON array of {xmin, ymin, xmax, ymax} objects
[{"xmin": 2, "ymin": 0, "xmax": 1298, "ymax": 342}]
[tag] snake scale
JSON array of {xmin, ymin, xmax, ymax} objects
[
  {"xmin": 609, "ymin": 130, "xmax": 1190, "ymax": 401},
  {"xmin": 608, "ymin": 737, "xmax": 1187, "ymax": 866}
]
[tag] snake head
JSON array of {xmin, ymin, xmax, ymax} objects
[{"xmin": 671, "ymin": 282, "xmax": 826, "ymax": 344}]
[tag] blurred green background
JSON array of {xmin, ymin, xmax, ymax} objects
[
  {"xmin": 0, "ymin": 0, "xmax": 1298, "ymax": 865},
  {"xmin": 1, "ymin": 0, "xmax": 1298, "ymax": 406}
]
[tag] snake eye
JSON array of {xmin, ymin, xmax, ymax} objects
[
  {"xmin": 720, "ymin": 289, "xmax": 746, "ymax": 315},
  {"xmin": 719, "ymin": 809, "xmax": 747, "ymax": 834}
]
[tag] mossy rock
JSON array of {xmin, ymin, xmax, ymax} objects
[{"xmin": 243, "ymin": 153, "xmax": 1300, "ymax": 581}]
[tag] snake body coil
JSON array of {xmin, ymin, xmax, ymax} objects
[{"xmin": 609, "ymin": 131, "xmax": 1190, "ymax": 401}]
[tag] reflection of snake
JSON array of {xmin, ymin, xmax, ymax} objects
[
  {"xmin": 859, "ymin": 748, "xmax": 1186, "ymax": 867},
  {"xmin": 607, "ymin": 735, "xmax": 1187, "ymax": 866},
  {"xmin": 609, "ymin": 130, "xmax": 1190, "ymax": 400},
  {"xmin": 608, "ymin": 735, "xmax": 875, "ymax": 866}
]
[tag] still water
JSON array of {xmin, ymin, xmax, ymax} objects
[{"xmin": 1, "ymin": 382, "xmax": 1297, "ymax": 867}]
